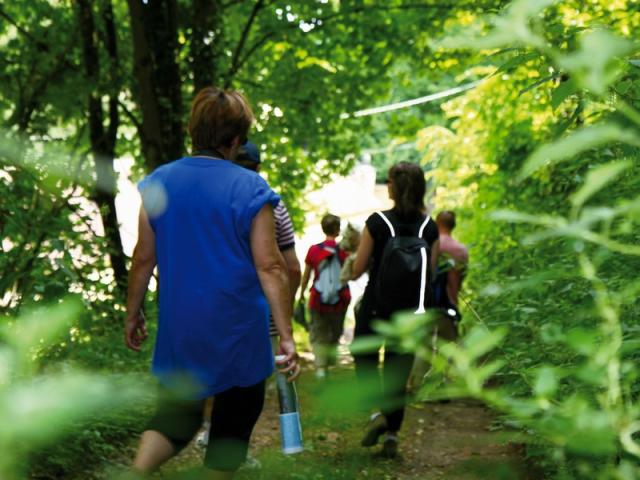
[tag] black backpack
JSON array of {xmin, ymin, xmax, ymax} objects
[{"xmin": 374, "ymin": 211, "xmax": 433, "ymax": 318}]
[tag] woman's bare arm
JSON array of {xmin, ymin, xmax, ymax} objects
[
  {"xmin": 250, "ymin": 204, "xmax": 299, "ymax": 379},
  {"xmin": 125, "ymin": 207, "xmax": 156, "ymax": 351},
  {"xmin": 351, "ymin": 226, "xmax": 374, "ymax": 280}
]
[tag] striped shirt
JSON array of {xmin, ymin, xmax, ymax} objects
[
  {"xmin": 274, "ymin": 201, "xmax": 295, "ymax": 251},
  {"xmin": 270, "ymin": 201, "xmax": 295, "ymax": 336}
]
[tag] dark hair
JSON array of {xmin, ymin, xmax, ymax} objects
[
  {"xmin": 388, "ymin": 162, "xmax": 426, "ymax": 217},
  {"xmin": 321, "ymin": 214, "xmax": 341, "ymax": 236},
  {"xmin": 234, "ymin": 157, "xmax": 258, "ymax": 172},
  {"xmin": 188, "ymin": 87, "xmax": 254, "ymax": 151},
  {"xmin": 235, "ymin": 141, "xmax": 261, "ymax": 172},
  {"xmin": 436, "ymin": 210, "xmax": 456, "ymax": 231}
]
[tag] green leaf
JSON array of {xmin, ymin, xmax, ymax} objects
[
  {"xmin": 3, "ymin": 297, "xmax": 81, "ymax": 355},
  {"xmin": 571, "ymin": 160, "xmax": 632, "ymax": 208},
  {"xmin": 491, "ymin": 210, "xmax": 563, "ymax": 227},
  {"xmin": 348, "ymin": 335, "xmax": 384, "ymax": 355},
  {"xmin": 519, "ymin": 123, "xmax": 640, "ymax": 180},
  {"xmin": 475, "ymin": 360, "xmax": 505, "ymax": 384},
  {"xmin": 493, "ymin": 52, "xmax": 540, "ymax": 76},
  {"xmin": 519, "ymin": 74, "xmax": 557, "ymax": 96},
  {"xmin": 533, "ymin": 366, "xmax": 558, "ymax": 397},
  {"xmin": 559, "ymin": 30, "xmax": 632, "ymax": 94},
  {"xmin": 462, "ymin": 326, "xmax": 507, "ymax": 360},
  {"xmin": 565, "ymin": 423, "xmax": 617, "ymax": 455},
  {"xmin": 439, "ymin": 0, "xmax": 557, "ymax": 50},
  {"xmin": 0, "ymin": 374, "xmax": 145, "ymax": 448},
  {"xmin": 616, "ymin": 79, "xmax": 633, "ymax": 95},
  {"xmin": 566, "ymin": 328, "xmax": 599, "ymax": 355},
  {"xmin": 551, "ymin": 79, "xmax": 579, "ymax": 110}
]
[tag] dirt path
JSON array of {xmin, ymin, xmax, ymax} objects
[{"xmin": 158, "ymin": 358, "xmax": 530, "ymax": 480}]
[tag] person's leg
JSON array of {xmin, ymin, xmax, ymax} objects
[
  {"xmin": 353, "ymin": 302, "xmax": 388, "ymax": 447},
  {"xmin": 353, "ymin": 305, "xmax": 382, "ymax": 405},
  {"xmin": 327, "ymin": 311, "xmax": 347, "ymax": 366},
  {"xmin": 379, "ymin": 350, "xmax": 415, "ymax": 457},
  {"xmin": 381, "ymin": 351, "xmax": 415, "ymax": 433},
  {"xmin": 204, "ymin": 380, "xmax": 266, "ymax": 474},
  {"xmin": 133, "ymin": 386, "xmax": 204, "ymax": 473},
  {"xmin": 132, "ymin": 430, "xmax": 175, "ymax": 473},
  {"xmin": 408, "ymin": 316, "xmax": 440, "ymax": 392},
  {"xmin": 310, "ymin": 310, "xmax": 331, "ymax": 375},
  {"xmin": 196, "ymin": 397, "xmax": 215, "ymax": 448}
]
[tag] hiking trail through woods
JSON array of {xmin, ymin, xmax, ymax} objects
[{"xmin": 150, "ymin": 355, "xmax": 535, "ymax": 480}]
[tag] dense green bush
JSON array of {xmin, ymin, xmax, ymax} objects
[{"xmin": 396, "ymin": 1, "xmax": 640, "ymax": 477}]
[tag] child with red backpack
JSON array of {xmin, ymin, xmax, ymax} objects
[{"xmin": 299, "ymin": 214, "xmax": 351, "ymax": 378}]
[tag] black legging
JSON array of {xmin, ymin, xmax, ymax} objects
[
  {"xmin": 147, "ymin": 380, "xmax": 265, "ymax": 471},
  {"xmin": 353, "ymin": 296, "xmax": 414, "ymax": 433}
]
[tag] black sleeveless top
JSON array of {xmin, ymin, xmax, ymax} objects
[{"xmin": 361, "ymin": 208, "xmax": 439, "ymax": 317}]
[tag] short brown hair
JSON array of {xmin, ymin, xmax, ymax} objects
[
  {"xmin": 321, "ymin": 214, "xmax": 341, "ymax": 236},
  {"xmin": 188, "ymin": 87, "xmax": 254, "ymax": 151},
  {"xmin": 436, "ymin": 210, "xmax": 456, "ymax": 231}
]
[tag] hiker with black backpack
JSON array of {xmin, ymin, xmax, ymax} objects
[
  {"xmin": 349, "ymin": 162, "xmax": 440, "ymax": 458},
  {"xmin": 299, "ymin": 214, "xmax": 351, "ymax": 379}
]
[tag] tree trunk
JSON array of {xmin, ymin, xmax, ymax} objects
[
  {"xmin": 191, "ymin": 0, "xmax": 224, "ymax": 92},
  {"xmin": 126, "ymin": 0, "xmax": 184, "ymax": 169},
  {"xmin": 77, "ymin": 0, "xmax": 128, "ymax": 294}
]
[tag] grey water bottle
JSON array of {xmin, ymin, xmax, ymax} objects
[{"xmin": 275, "ymin": 355, "xmax": 303, "ymax": 454}]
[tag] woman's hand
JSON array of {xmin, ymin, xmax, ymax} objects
[
  {"xmin": 125, "ymin": 310, "xmax": 148, "ymax": 351},
  {"xmin": 277, "ymin": 337, "xmax": 301, "ymax": 381}
]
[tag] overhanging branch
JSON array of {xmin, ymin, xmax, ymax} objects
[{"xmin": 224, "ymin": 0, "xmax": 265, "ymax": 87}]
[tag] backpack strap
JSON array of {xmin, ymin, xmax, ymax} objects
[
  {"xmin": 418, "ymin": 216, "xmax": 431, "ymax": 238},
  {"xmin": 415, "ymin": 216, "xmax": 430, "ymax": 314},
  {"xmin": 376, "ymin": 211, "xmax": 396, "ymax": 238},
  {"xmin": 415, "ymin": 247, "xmax": 428, "ymax": 314},
  {"xmin": 378, "ymin": 211, "xmax": 431, "ymax": 239}
]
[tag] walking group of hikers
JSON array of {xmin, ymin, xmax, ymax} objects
[{"xmin": 124, "ymin": 86, "xmax": 468, "ymax": 478}]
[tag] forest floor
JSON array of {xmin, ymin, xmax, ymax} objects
[{"xmin": 137, "ymin": 350, "xmax": 534, "ymax": 480}]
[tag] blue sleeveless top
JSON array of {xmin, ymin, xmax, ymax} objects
[{"xmin": 139, "ymin": 156, "xmax": 280, "ymax": 398}]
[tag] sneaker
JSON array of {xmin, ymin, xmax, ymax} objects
[
  {"xmin": 381, "ymin": 433, "xmax": 398, "ymax": 458},
  {"xmin": 315, "ymin": 367, "xmax": 327, "ymax": 380},
  {"xmin": 195, "ymin": 428, "xmax": 209, "ymax": 449},
  {"xmin": 239, "ymin": 454, "xmax": 262, "ymax": 471},
  {"xmin": 360, "ymin": 412, "xmax": 388, "ymax": 447}
]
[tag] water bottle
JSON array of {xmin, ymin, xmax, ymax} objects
[{"xmin": 275, "ymin": 354, "xmax": 303, "ymax": 454}]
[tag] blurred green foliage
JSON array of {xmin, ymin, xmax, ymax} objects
[
  {"xmin": 397, "ymin": 0, "xmax": 640, "ymax": 477},
  {"xmin": 0, "ymin": 298, "xmax": 148, "ymax": 479},
  {"xmin": 2, "ymin": 0, "xmax": 640, "ymax": 478}
]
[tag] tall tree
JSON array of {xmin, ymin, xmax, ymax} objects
[
  {"xmin": 191, "ymin": 0, "xmax": 224, "ymax": 92},
  {"xmin": 126, "ymin": 0, "xmax": 184, "ymax": 170},
  {"xmin": 77, "ymin": 0, "xmax": 127, "ymax": 292}
]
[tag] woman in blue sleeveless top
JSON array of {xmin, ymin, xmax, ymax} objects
[{"xmin": 124, "ymin": 87, "xmax": 300, "ymax": 477}]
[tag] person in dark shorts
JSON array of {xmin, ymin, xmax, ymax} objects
[
  {"xmin": 299, "ymin": 214, "xmax": 351, "ymax": 378},
  {"xmin": 125, "ymin": 86, "xmax": 300, "ymax": 478},
  {"xmin": 349, "ymin": 162, "xmax": 440, "ymax": 458}
]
